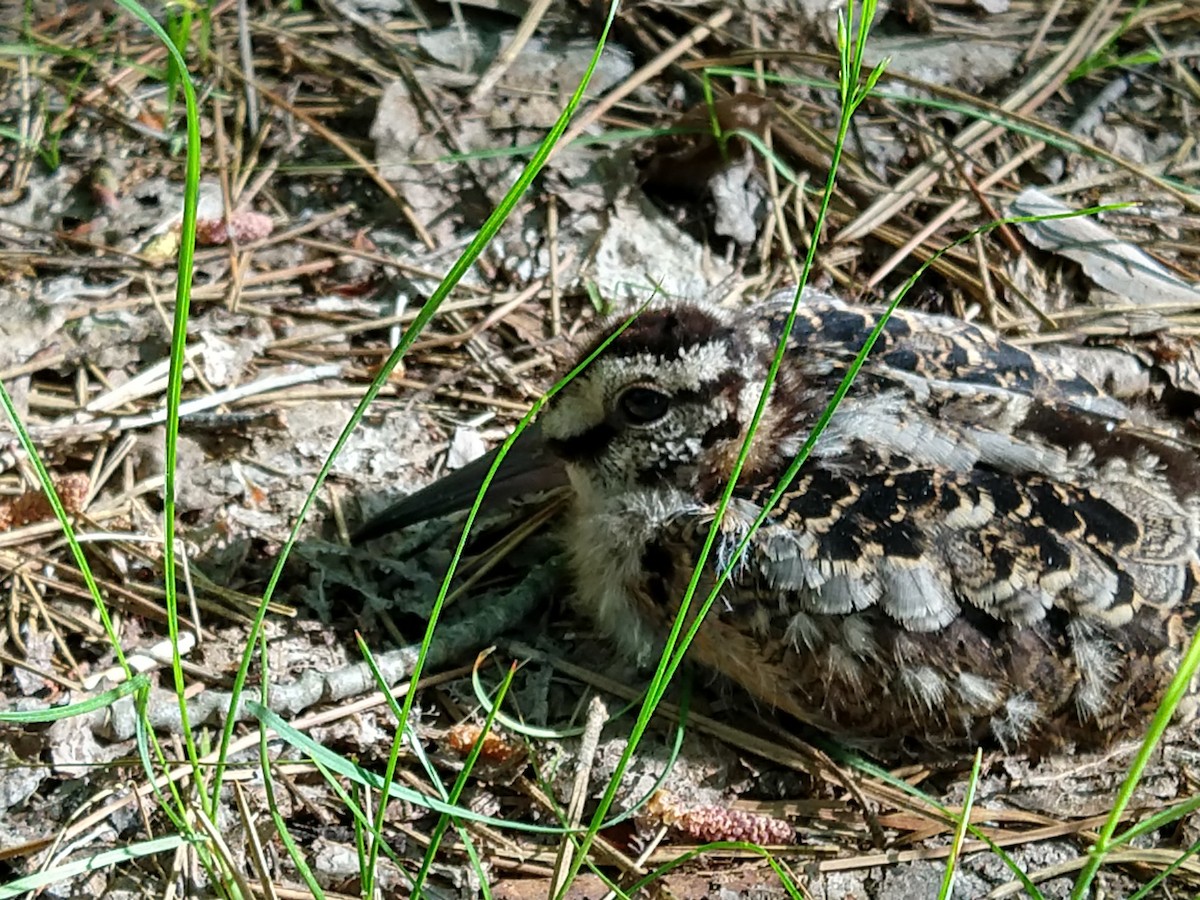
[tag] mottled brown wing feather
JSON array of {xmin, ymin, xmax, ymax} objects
[{"xmin": 632, "ymin": 296, "xmax": 1200, "ymax": 756}]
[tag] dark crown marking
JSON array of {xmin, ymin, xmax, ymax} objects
[{"xmin": 579, "ymin": 305, "xmax": 737, "ymax": 362}]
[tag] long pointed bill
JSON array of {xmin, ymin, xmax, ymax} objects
[{"xmin": 352, "ymin": 423, "xmax": 568, "ymax": 544}]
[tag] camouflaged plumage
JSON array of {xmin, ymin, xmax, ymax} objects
[{"xmin": 540, "ymin": 291, "xmax": 1200, "ymax": 757}]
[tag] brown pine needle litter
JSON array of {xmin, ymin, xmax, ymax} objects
[{"xmin": 0, "ymin": 1, "xmax": 1198, "ymax": 898}]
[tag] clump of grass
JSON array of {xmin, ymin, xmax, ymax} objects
[{"xmin": 1, "ymin": 0, "xmax": 216, "ymax": 888}]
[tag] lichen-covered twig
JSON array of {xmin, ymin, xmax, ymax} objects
[{"xmin": 98, "ymin": 561, "xmax": 560, "ymax": 740}]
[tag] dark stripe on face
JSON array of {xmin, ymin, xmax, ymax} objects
[
  {"xmin": 641, "ymin": 540, "xmax": 676, "ymax": 607},
  {"xmin": 547, "ymin": 370, "xmax": 742, "ymax": 458},
  {"xmin": 667, "ymin": 368, "xmax": 745, "ymax": 413},
  {"xmin": 577, "ymin": 306, "xmax": 734, "ymax": 364},
  {"xmin": 701, "ymin": 416, "xmax": 740, "ymax": 447},
  {"xmin": 547, "ymin": 422, "xmax": 617, "ymax": 463},
  {"xmin": 1182, "ymin": 566, "xmax": 1198, "ymax": 622}
]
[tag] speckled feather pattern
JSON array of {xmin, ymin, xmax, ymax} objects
[{"xmin": 542, "ymin": 291, "xmax": 1200, "ymax": 757}]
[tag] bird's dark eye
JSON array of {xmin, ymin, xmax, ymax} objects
[{"xmin": 618, "ymin": 386, "xmax": 671, "ymax": 425}]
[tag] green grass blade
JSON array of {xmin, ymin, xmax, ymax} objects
[
  {"xmin": 0, "ymin": 674, "xmax": 150, "ymax": 722},
  {"xmin": 352, "ymin": 633, "xmax": 494, "ymax": 895},
  {"xmin": 1125, "ymin": 835, "xmax": 1200, "ymax": 900},
  {"xmin": 845, "ymin": 751, "xmax": 1047, "ymax": 900},
  {"xmin": 249, "ymin": 702, "xmax": 574, "ymax": 835},
  {"xmin": 110, "ymin": 0, "xmax": 208, "ymax": 812},
  {"xmin": 412, "ymin": 660, "xmax": 518, "ymax": 893},
  {"xmin": 470, "ymin": 657, "xmax": 646, "ymax": 740},
  {"xmin": 939, "ymin": 748, "xmax": 983, "ymax": 899},
  {"xmin": 256, "ymin": 633, "xmax": 327, "ymax": 900},
  {"xmin": 0, "ymin": 836, "xmax": 188, "ymax": 899},
  {"xmin": 1070, "ymin": 626, "xmax": 1200, "ymax": 898},
  {"xmin": 357, "ymin": 11, "xmax": 622, "ymax": 887},
  {"xmin": 1110, "ymin": 794, "xmax": 1200, "ymax": 849}
]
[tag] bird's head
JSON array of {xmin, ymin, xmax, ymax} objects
[
  {"xmin": 351, "ymin": 302, "xmax": 775, "ymax": 543},
  {"xmin": 541, "ymin": 304, "xmax": 767, "ymax": 500}
]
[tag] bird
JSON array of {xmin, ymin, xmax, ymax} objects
[{"xmin": 355, "ymin": 290, "xmax": 1200, "ymax": 758}]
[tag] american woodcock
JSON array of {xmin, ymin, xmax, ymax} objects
[{"xmin": 356, "ymin": 291, "xmax": 1200, "ymax": 757}]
